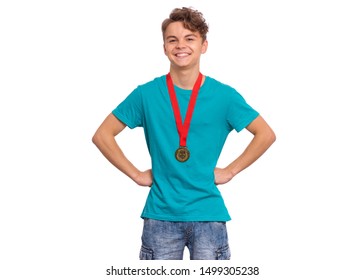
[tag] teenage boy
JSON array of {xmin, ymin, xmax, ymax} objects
[{"xmin": 92, "ymin": 7, "xmax": 276, "ymax": 260}]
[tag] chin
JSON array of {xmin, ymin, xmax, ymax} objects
[{"xmin": 174, "ymin": 59, "xmax": 193, "ymax": 67}]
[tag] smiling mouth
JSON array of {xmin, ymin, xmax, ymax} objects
[{"xmin": 175, "ymin": 53, "xmax": 190, "ymax": 57}]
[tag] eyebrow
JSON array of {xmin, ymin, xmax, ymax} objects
[{"xmin": 165, "ymin": 34, "xmax": 198, "ymax": 40}]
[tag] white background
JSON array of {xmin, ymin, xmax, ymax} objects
[{"xmin": 1, "ymin": 0, "xmax": 363, "ymax": 279}]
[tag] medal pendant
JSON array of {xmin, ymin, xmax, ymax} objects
[{"xmin": 175, "ymin": 146, "xmax": 190, "ymax": 162}]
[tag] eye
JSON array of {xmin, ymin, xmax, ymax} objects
[{"xmin": 168, "ymin": 39, "xmax": 177, "ymax": 43}]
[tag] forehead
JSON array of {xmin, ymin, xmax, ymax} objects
[{"xmin": 164, "ymin": 21, "xmax": 201, "ymax": 38}]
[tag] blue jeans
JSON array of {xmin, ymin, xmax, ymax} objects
[{"xmin": 139, "ymin": 219, "xmax": 231, "ymax": 260}]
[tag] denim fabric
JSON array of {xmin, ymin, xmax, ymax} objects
[{"xmin": 139, "ymin": 219, "xmax": 231, "ymax": 260}]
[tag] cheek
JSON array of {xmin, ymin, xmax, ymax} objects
[{"xmin": 164, "ymin": 45, "xmax": 173, "ymax": 56}]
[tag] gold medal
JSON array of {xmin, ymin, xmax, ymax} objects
[{"xmin": 175, "ymin": 147, "xmax": 190, "ymax": 162}]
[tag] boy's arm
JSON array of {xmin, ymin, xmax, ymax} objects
[
  {"xmin": 92, "ymin": 113, "xmax": 152, "ymax": 187},
  {"xmin": 214, "ymin": 115, "xmax": 276, "ymax": 185}
]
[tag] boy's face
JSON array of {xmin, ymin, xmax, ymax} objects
[{"xmin": 163, "ymin": 21, "xmax": 208, "ymax": 70}]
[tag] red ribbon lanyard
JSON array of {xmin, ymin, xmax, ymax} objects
[{"xmin": 166, "ymin": 72, "xmax": 203, "ymax": 147}]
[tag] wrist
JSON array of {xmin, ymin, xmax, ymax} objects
[
  {"xmin": 129, "ymin": 168, "xmax": 141, "ymax": 183},
  {"xmin": 224, "ymin": 166, "xmax": 236, "ymax": 180}
]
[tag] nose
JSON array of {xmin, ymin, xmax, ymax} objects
[{"xmin": 176, "ymin": 40, "xmax": 186, "ymax": 49}]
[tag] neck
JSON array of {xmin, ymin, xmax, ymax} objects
[{"xmin": 169, "ymin": 67, "xmax": 203, "ymax": 90}]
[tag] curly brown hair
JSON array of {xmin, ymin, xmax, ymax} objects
[{"xmin": 161, "ymin": 7, "xmax": 209, "ymax": 42}]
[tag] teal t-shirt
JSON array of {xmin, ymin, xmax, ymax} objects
[{"xmin": 112, "ymin": 75, "xmax": 259, "ymax": 222}]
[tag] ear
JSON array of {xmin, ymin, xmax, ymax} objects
[
  {"xmin": 163, "ymin": 43, "xmax": 167, "ymax": 55},
  {"xmin": 201, "ymin": 40, "xmax": 208, "ymax": 54}
]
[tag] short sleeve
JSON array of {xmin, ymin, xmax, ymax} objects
[
  {"xmin": 112, "ymin": 87, "xmax": 143, "ymax": 129},
  {"xmin": 227, "ymin": 89, "xmax": 259, "ymax": 132}
]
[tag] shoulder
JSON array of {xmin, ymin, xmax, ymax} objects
[
  {"xmin": 205, "ymin": 76, "xmax": 237, "ymax": 92},
  {"xmin": 127, "ymin": 75, "xmax": 167, "ymax": 105},
  {"xmin": 204, "ymin": 76, "xmax": 240, "ymax": 100},
  {"xmin": 126, "ymin": 75, "xmax": 166, "ymax": 101},
  {"xmin": 137, "ymin": 75, "xmax": 166, "ymax": 91}
]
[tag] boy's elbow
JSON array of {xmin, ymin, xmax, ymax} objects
[
  {"xmin": 267, "ymin": 128, "xmax": 276, "ymax": 146},
  {"xmin": 92, "ymin": 130, "xmax": 102, "ymax": 147},
  {"xmin": 270, "ymin": 129, "xmax": 276, "ymax": 144}
]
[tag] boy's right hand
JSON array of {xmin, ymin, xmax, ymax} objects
[{"xmin": 134, "ymin": 169, "xmax": 153, "ymax": 187}]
